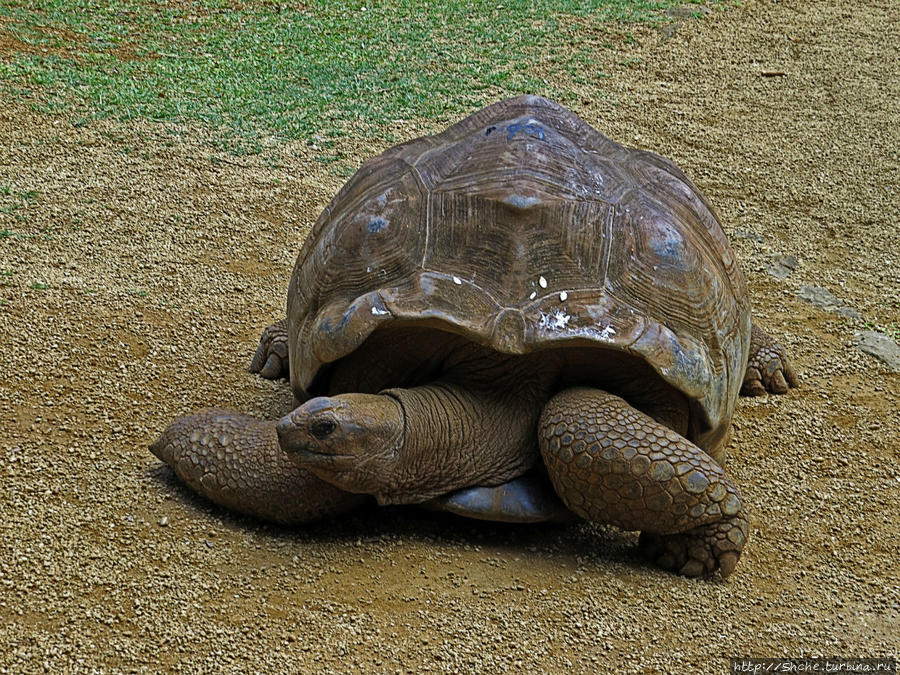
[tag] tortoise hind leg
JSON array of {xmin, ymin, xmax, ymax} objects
[
  {"xmin": 150, "ymin": 409, "xmax": 366, "ymax": 524},
  {"xmin": 539, "ymin": 388, "xmax": 749, "ymax": 578},
  {"xmin": 741, "ymin": 323, "xmax": 799, "ymax": 396},
  {"xmin": 250, "ymin": 319, "xmax": 289, "ymax": 380}
]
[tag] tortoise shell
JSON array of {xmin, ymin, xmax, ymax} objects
[{"xmin": 286, "ymin": 95, "xmax": 751, "ymax": 456}]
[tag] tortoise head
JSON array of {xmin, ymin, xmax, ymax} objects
[{"xmin": 277, "ymin": 394, "xmax": 405, "ymax": 496}]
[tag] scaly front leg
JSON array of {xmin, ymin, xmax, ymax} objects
[
  {"xmin": 150, "ymin": 409, "xmax": 366, "ymax": 524},
  {"xmin": 540, "ymin": 388, "xmax": 749, "ymax": 578}
]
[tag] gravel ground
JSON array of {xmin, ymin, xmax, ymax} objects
[{"xmin": 1, "ymin": 0, "xmax": 898, "ymax": 671}]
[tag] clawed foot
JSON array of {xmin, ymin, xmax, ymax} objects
[
  {"xmin": 638, "ymin": 513, "xmax": 749, "ymax": 578},
  {"xmin": 250, "ymin": 319, "xmax": 289, "ymax": 379},
  {"xmin": 741, "ymin": 323, "xmax": 799, "ymax": 396}
]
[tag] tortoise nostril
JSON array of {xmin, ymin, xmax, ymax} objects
[
  {"xmin": 276, "ymin": 415, "xmax": 295, "ymax": 439},
  {"xmin": 309, "ymin": 419, "xmax": 337, "ymax": 440}
]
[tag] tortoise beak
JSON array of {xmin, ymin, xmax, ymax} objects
[
  {"xmin": 277, "ymin": 399, "xmax": 347, "ymax": 460},
  {"xmin": 275, "ymin": 413, "xmax": 306, "ymax": 454},
  {"xmin": 276, "ymin": 412, "xmax": 323, "ymax": 458}
]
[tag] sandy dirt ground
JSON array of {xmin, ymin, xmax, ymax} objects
[{"xmin": 1, "ymin": 0, "xmax": 898, "ymax": 671}]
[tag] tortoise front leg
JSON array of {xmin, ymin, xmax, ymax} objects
[
  {"xmin": 741, "ymin": 323, "xmax": 799, "ymax": 396},
  {"xmin": 150, "ymin": 409, "xmax": 366, "ymax": 524},
  {"xmin": 250, "ymin": 319, "xmax": 289, "ymax": 380},
  {"xmin": 539, "ymin": 388, "xmax": 749, "ymax": 578}
]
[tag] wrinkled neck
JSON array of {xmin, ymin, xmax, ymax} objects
[{"xmin": 377, "ymin": 373, "xmax": 548, "ymax": 505}]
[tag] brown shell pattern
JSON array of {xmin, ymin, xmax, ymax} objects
[{"xmin": 286, "ymin": 95, "xmax": 751, "ymax": 454}]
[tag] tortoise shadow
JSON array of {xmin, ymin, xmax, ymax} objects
[{"xmin": 145, "ymin": 460, "xmax": 653, "ymax": 575}]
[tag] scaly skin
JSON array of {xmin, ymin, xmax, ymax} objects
[
  {"xmin": 742, "ymin": 323, "xmax": 799, "ymax": 396},
  {"xmin": 539, "ymin": 388, "xmax": 749, "ymax": 578},
  {"xmin": 250, "ymin": 319, "xmax": 289, "ymax": 380},
  {"xmin": 150, "ymin": 409, "xmax": 365, "ymax": 524}
]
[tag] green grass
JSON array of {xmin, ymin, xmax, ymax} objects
[
  {"xmin": 0, "ymin": 0, "xmax": 715, "ymax": 150},
  {"xmin": 866, "ymin": 321, "xmax": 900, "ymax": 342},
  {"xmin": 0, "ymin": 186, "xmax": 38, "ymax": 222}
]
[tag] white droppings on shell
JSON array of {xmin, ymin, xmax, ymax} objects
[
  {"xmin": 559, "ymin": 291, "xmax": 568, "ymax": 301},
  {"xmin": 529, "ymin": 291, "xmax": 537, "ymax": 300},
  {"xmin": 539, "ymin": 276, "xmax": 548, "ymax": 288},
  {"xmin": 452, "ymin": 276, "xmax": 462, "ymax": 285},
  {"xmin": 539, "ymin": 310, "xmax": 571, "ymax": 331},
  {"xmin": 371, "ymin": 307, "xmax": 389, "ymax": 316},
  {"xmin": 599, "ymin": 325, "xmax": 617, "ymax": 341}
]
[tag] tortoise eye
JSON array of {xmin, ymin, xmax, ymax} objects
[{"xmin": 309, "ymin": 418, "xmax": 337, "ymax": 439}]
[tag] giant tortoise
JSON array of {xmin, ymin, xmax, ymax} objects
[{"xmin": 151, "ymin": 95, "xmax": 797, "ymax": 578}]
